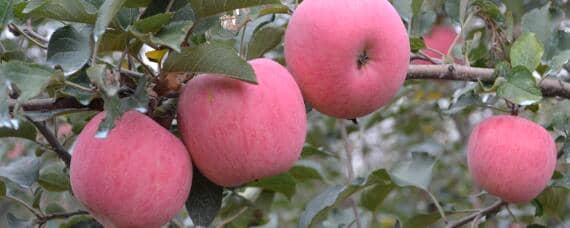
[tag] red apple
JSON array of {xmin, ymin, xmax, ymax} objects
[
  {"xmin": 177, "ymin": 58, "xmax": 306, "ymax": 187},
  {"xmin": 70, "ymin": 111, "xmax": 192, "ymax": 228},
  {"xmin": 284, "ymin": 0, "xmax": 410, "ymax": 119},
  {"xmin": 467, "ymin": 115, "xmax": 557, "ymax": 203}
]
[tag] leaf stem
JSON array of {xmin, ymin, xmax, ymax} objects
[
  {"xmin": 427, "ymin": 190, "xmax": 448, "ymax": 223},
  {"xmin": 4, "ymin": 195, "xmax": 44, "ymax": 218}
]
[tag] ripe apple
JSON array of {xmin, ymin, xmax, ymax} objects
[
  {"xmin": 70, "ymin": 111, "xmax": 192, "ymax": 228},
  {"xmin": 467, "ymin": 115, "xmax": 557, "ymax": 203},
  {"xmin": 284, "ymin": 0, "xmax": 410, "ymax": 119},
  {"xmin": 412, "ymin": 25, "xmax": 460, "ymax": 64},
  {"xmin": 177, "ymin": 58, "xmax": 306, "ymax": 187}
]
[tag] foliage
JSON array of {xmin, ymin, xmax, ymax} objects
[{"xmin": 0, "ymin": 0, "xmax": 568, "ymax": 227}]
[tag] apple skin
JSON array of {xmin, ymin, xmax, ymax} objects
[
  {"xmin": 70, "ymin": 111, "xmax": 192, "ymax": 228},
  {"xmin": 412, "ymin": 25, "xmax": 459, "ymax": 64},
  {"xmin": 284, "ymin": 0, "xmax": 409, "ymax": 119},
  {"xmin": 177, "ymin": 58, "xmax": 306, "ymax": 187},
  {"xmin": 467, "ymin": 115, "xmax": 557, "ymax": 203}
]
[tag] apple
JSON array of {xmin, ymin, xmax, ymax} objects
[
  {"xmin": 284, "ymin": 0, "xmax": 410, "ymax": 119},
  {"xmin": 70, "ymin": 111, "xmax": 192, "ymax": 228},
  {"xmin": 177, "ymin": 58, "xmax": 306, "ymax": 187},
  {"xmin": 412, "ymin": 25, "xmax": 460, "ymax": 64},
  {"xmin": 467, "ymin": 115, "xmax": 557, "ymax": 203}
]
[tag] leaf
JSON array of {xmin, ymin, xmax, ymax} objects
[
  {"xmin": 130, "ymin": 20, "xmax": 194, "ymax": 52},
  {"xmin": 189, "ymin": 0, "xmax": 280, "ymax": 18},
  {"xmin": 249, "ymin": 173, "xmax": 296, "ymax": 199},
  {"xmin": 38, "ymin": 165, "xmax": 70, "ymax": 192},
  {"xmin": 0, "ymin": 157, "xmax": 41, "ymax": 189},
  {"xmin": 0, "ymin": 180, "xmax": 6, "ymax": 197},
  {"xmin": 389, "ymin": 152, "xmax": 437, "ymax": 190},
  {"xmin": 496, "ymin": 66, "xmax": 543, "ymax": 106},
  {"xmin": 246, "ymin": 26, "xmax": 284, "ymax": 60},
  {"xmin": 411, "ymin": 0, "xmax": 423, "ymax": 17},
  {"xmin": 299, "ymin": 169, "xmax": 392, "ymax": 228},
  {"xmin": 60, "ymin": 216, "xmax": 103, "ymax": 228},
  {"xmin": 130, "ymin": 13, "xmax": 174, "ymax": 34},
  {"xmin": 511, "ymin": 32, "xmax": 544, "ymax": 72},
  {"xmin": 227, "ymin": 191, "xmax": 275, "ymax": 227},
  {"xmin": 22, "ymin": 0, "xmax": 98, "ymax": 24},
  {"xmin": 0, "ymin": 0, "xmax": 16, "ymax": 28},
  {"xmin": 393, "ymin": 0, "xmax": 412, "ymax": 22},
  {"xmin": 289, "ymin": 160, "xmax": 324, "ymax": 182},
  {"xmin": 301, "ymin": 143, "xmax": 338, "ymax": 158},
  {"xmin": 86, "ymin": 64, "xmax": 119, "ymax": 97},
  {"xmin": 6, "ymin": 213, "xmax": 33, "ymax": 228},
  {"xmin": 546, "ymin": 50, "xmax": 570, "ymax": 76},
  {"xmin": 410, "ymin": 37, "xmax": 426, "ymax": 53},
  {"xmin": 0, "ymin": 61, "xmax": 55, "ymax": 102},
  {"xmin": 522, "ymin": 2, "xmax": 553, "ymax": 49},
  {"xmin": 360, "ymin": 183, "xmax": 394, "ymax": 212},
  {"xmin": 404, "ymin": 212, "xmax": 442, "ymax": 228},
  {"xmin": 47, "ymin": 25, "xmax": 92, "ymax": 76},
  {"xmin": 145, "ymin": 49, "xmax": 168, "ymax": 63},
  {"xmin": 61, "ymin": 69, "xmax": 96, "ymax": 106},
  {"xmin": 536, "ymin": 187, "xmax": 570, "ymax": 217},
  {"xmin": 0, "ymin": 120, "xmax": 37, "ymax": 141},
  {"xmin": 93, "ymin": 0, "xmax": 127, "ymax": 43},
  {"xmin": 471, "ymin": 0, "xmax": 503, "ymax": 22},
  {"xmin": 32, "ymin": 188, "xmax": 42, "ymax": 209},
  {"xmin": 185, "ymin": 168, "xmax": 223, "ymax": 227},
  {"xmin": 163, "ymin": 43, "xmax": 257, "ymax": 84}
]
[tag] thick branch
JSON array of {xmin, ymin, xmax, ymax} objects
[
  {"xmin": 9, "ymin": 97, "xmax": 104, "ymax": 112},
  {"xmin": 446, "ymin": 200, "xmax": 507, "ymax": 228},
  {"xmin": 407, "ymin": 64, "xmax": 570, "ymax": 99}
]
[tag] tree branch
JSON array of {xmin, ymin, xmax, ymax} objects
[
  {"xmin": 407, "ymin": 64, "xmax": 570, "ymax": 99},
  {"xmin": 25, "ymin": 116, "xmax": 72, "ymax": 167},
  {"xmin": 446, "ymin": 200, "xmax": 507, "ymax": 228},
  {"xmin": 36, "ymin": 210, "xmax": 89, "ymax": 226}
]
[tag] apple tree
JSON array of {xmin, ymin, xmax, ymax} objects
[{"xmin": 0, "ymin": 0, "xmax": 569, "ymax": 227}]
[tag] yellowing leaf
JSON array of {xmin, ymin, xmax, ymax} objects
[{"xmin": 145, "ymin": 49, "xmax": 168, "ymax": 63}]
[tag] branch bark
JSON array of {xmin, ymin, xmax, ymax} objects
[
  {"xmin": 407, "ymin": 64, "xmax": 570, "ymax": 99},
  {"xmin": 25, "ymin": 116, "xmax": 72, "ymax": 167}
]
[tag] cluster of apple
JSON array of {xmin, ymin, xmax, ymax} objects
[{"xmin": 67, "ymin": 0, "xmax": 557, "ymax": 227}]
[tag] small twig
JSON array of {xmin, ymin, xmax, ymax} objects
[
  {"xmin": 8, "ymin": 23, "xmax": 47, "ymax": 49},
  {"xmin": 446, "ymin": 200, "xmax": 507, "ymax": 228},
  {"xmin": 64, "ymin": 81, "xmax": 93, "ymax": 92},
  {"xmin": 36, "ymin": 210, "xmax": 88, "ymax": 226},
  {"xmin": 25, "ymin": 116, "xmax": 71, "ymax": 167},
  {"xmin": 339, "ymin": 120, "xmax": 362, "ymax": 228},
  {"xmin": 165, "ymin": 0, "xmax": 176, "ymax": 13},
  {"xmin": 427, "ymin": 191, "xmax": 448, "ymax": 223},
  {"xmin": 4, "ymin": 195, "xmax": 44, "ymax": 218},
  {"xmin": 130, "ymin": 54, "xmax": 157, "ymax": 78}
]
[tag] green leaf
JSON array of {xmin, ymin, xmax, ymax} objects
[
  {"xmin": 471, "ymin": 0, "xmax": 503, "ymax": 22},
  {"xmin": 0, "ymin": 157, "xmax": 41, "ymax": 189},
  {"xmin": 93, "ymin": 0, "xmax": 127, "ymax": 43},
  {"xmin": 130, "ymin": 20, "xmax": 194, "ymax": 52},
  {"xmin": 511, "ymin": 32, "xmax": 544, "ymax": 71},
  {"xmin": 98, "ymin": 29, "xmax": 131, "ymax": 53},
  {"xmin": 536, "ymin": 187, "xmax": 570, "ymax": 217},
  {"xmin": 299, "ymin": 169, "xmax": 392, "ymax": 228},
  {"xmin": 444, "ymin": 0, "xmax": 460, "ymax": 22},
  {"xmin": 290, "ymin": 160, "xmax": 324, "ymax": 182},
  {"xmin": 47, "ymin": 25, "xmax": 92, "ymax": 76},
  {"xmin": 225, "ymin": 191, "xmax": 275, "ymax": 227},
  {"xmin": 22, "ymin": 0, "xmax": 98, "ymax": 24},
  {"xmin": 249, "ymin": 173, "xmax": 296, "ymax": 200},
  {"xmin": 0, "ymin": 120, "xmax": 37, "ymax": 141},
  {"xmin": 0, "ymin": 181, "xmax": 6, "ymax": 197},
  {"xmin": 522, "ymin": 2, "xmax": 553, "ymax": 49},
  {"xmin": 0, "ymin": 0, "xmax": 16, "ymax": 28},
  {"xmin": 38, "ymin": 165, "xmax": 70, "ymax": 192},
  {"xmin": 61, "ymin": 69, "xmax": 96, "ymax": 106},
  {"xmin": 124, "ymin": 0, "xmax": 150, "ymax": 8},
  {"xmin": 0, "ymin": 61, "xmax": 55, "ymax": 102},
  {"xmin": 410, "ymin": 37, "xmax": 426, "ymax": 53},
  {"xmin": 246, "ymin": 26, "xmax": 284, "ymax": 60},
  {"xmin": 185, "ymin": 168, "xmax": 223, "ymax": 227},
  {"xmin": 60, "ymin": 216, "xmax": 103, "ymax": 228},
  {"xmin": 546, "ymin": 50, "xmax": 570, "ymax": 76},
  {"xmin": 301, "ymin": 143, "xmax": 338, "ymax": 158},
  {"xmin": 411, "ymin": 0, "xmax": 423, "ymax": 17},
  {"xmin": 6, "ymin": 213, "xmax": 33, "ymax": 228},
  {"xmin": 496, "ymin": 66, "xmax": 543, "ymax": 106},
  {"xmin": 360, "ymin": 183, "xmax": 394, "ymax": 212},
  {"xmin": 389, "ymin": 152, "xmax": 437, "ymax": 190},
  {"xmin": 393, "ymin": 0, "xmax": 412, "ymax": 22},
  {"xmin": 32, "ymin": 188, "xmax": 42, "ymax": 209},
  {"xmin": 0, "ymin": 40, "xmax": 27, "ymax": 62},
  {"xmin": 189, "ymin": 0, "xmax": 280, "ymax": 18},
  {"xmin": 404, "ymin": 212, "xmax": 442, "ymax": 228},
  {"xmin": 130, "ymin": 13, "xmax": 174, "ymax": 34},
  {"xmin": 163, "ymin": 43, "xmax": 257, "ymax": 84}
]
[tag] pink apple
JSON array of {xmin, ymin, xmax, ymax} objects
[
  {"xmin": 412, "ymin": 25, "xmax": 460, "ymax": 64},
  {"xmin": 177, "ymin": 58, "xmax": 306, "ymax": 187},
  {"xmin": 284, "ymin": 0, "xmax": 410, "ymax": 119},
  {"xmin": 70, "ymin": 111, "xmax": 192, "ymax": 228},
  {"xmin": 467, "ymin": 115, "xmax": 557, "ymax": 203}
]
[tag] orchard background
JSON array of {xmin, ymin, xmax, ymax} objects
[{"xmin": 0, "ymin": 0, "xmax": 569, "ymax": 227}]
